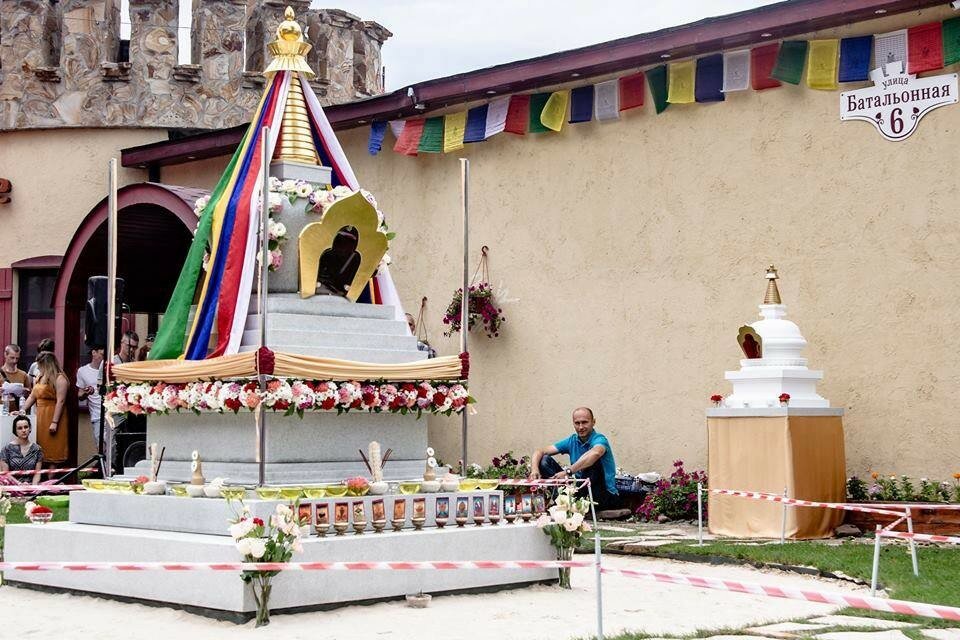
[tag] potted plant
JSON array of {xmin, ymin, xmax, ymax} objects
[
  {"xmin": 710, "ymin": 394, "xmax": 723, "ymax": 407},
  {"xmin": 778, "ymin": 393, "xmax": 790, "ymax": 406}
]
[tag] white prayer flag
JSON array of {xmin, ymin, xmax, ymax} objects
[
  {"xmin": 388, "ymin": 120, "xmax": 405, "ymax": 139},
  {"xmin": 594, "ymin": 80, "xmax": 619, "ymax": 121},
  {"xmin": 484, "ymin": 97, "xmax": 510, "ymax": 138},
  {"xmin": 722, "ymin": 49, "xmax": 751, "ymax": 92},
  {"xmin": 874, "ymin": 29, "xmax": 907, "ymax": 68}
]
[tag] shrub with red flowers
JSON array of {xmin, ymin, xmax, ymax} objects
[
  {"xmin": 636, "ymin": 460, "xmax": 707, "ymax": 522},
  {"xmin": 465, "ymin": 450, "xmax": 531, "ymax": 480},
  {"xmin": 442, "ymin": 283, "xmax": 504, "ymax": 338}
]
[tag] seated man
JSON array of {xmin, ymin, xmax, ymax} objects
[{"xmin": 531, "ymin": 407, "xmax": 621, "ymax": 511}]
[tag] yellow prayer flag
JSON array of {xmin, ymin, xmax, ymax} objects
[
  {"xmin": 806, "ymin": 39, "xmax": 839, "ymax": 90},
  {"xmin": 443, "ymin": 111, "xmax": 467, "ymax": 153},
  {"xmin": 540, "ymin": 90, "xmax": 570, "ymax": 132},
  {"xmin": 667, "ymin": 61, "xmax": 695, "ymax": 104}
]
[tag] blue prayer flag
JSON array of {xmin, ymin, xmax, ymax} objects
[
  {"xmin": 569, "ymin": 85, "xmax": 594, "ymax": 123},
  {"xmin": 839, "ymin": 35, "xmax": 873, "ymax": 82},
  {"xmin": 695, "ymin": 54, "xmax": 725, "ymax": 102},
  {"xmin": 464, "ymin": 104, "xmax": 488, "ymax": 143},
  {"xmin": 367, "ymin": 121, "xmax": 387, "ymax": 155}
]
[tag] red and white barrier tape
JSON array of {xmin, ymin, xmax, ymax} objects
[
  {"xmin": 878, "ymin": 530, "xmax": 960, "ymax": 545},
  {"xmin": 2, "ymin": 467, "xmax": 98, "ymax": 477},
  {"xmin": 710, "ymin": 489, "xmax": 907, "ymax": 517},
  {"xmin": 0, "ymin": 484, "xmax": 85, "ymax": 494},
  {"xmin": 495, "ymin": 478, "xmax": 591, "ymax": 487},
  {"xmin": 0, "ymin": 559, "xmax": 592, "ymax": 572},
  {"xmin": 603, "ymin": 567, "xmax": 960, "ymax": 621},
  {"xmin": 867, "ymin": 503, "xmax": 960, "ymax": 511}
]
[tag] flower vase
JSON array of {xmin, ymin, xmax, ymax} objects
[
  {"xmin": 252, "ymin": 574, "xmax": 273, "ymax": 627},
  {"xmin": 557, "ymin": 545, "xmax": 573, "ymax": 589}
]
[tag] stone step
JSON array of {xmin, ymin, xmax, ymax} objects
[
  {"xmin": 244, "ymin": 312, "xmax": 408, "ymax": 336},
  {"xmin": 238, "ymin": 343, "xmax": 426, "ymax": 363},
  {"xmin": 248, "ymin": 293, "xmax": 395, "ymax": 320},
  {"xmin": 241, "ymin": 328, "xmax": 417, "ymax": 351},
  {"xmin": 131, "ymin": 459, "xmax": 430, "ymax": 485},
  {"xmin": 4, "ymin": 521, "xmax": 555, "ymax": 614}
]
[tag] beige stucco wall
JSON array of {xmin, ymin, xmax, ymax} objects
[
  {"xmin": 324, "ymin": 5, "xmax": 960, "ymax": 480},
  {"xmin": 0, "ymin": 128, "xmax": 160, "ymax": 264}
]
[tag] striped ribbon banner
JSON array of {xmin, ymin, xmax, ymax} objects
[{"xmin": 0, "ymin": 560, "xmax": 591, "ymax": 572}]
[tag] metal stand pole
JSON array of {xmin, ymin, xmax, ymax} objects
[
  {"xmin": 780, "ymin": 487, "xmax": 788, "ymax": 545},
  {"xmin": 697, "ymin": 482, "xmax": 704, "ymax": 546},
  {"xmin": 459, "ymin": 158, "xmax": 469, "ymax": 468},
  {"xmin": 870, "ymin": 524, "xmax": 882, "ymax": 596},
  {"xmin": 906, "ymin": 507, "xmax": 919, "ymax": 577},
  {"xmin": 106, "ymin": 159, "xmax": 118, "ymax": 387},
  {"xmin": 586, "ymin": 479, "xmax": 604, "ymax": 640},
  {"xmin": 256, "ymin": 126, "xmax": 270, "ymax": 487}
]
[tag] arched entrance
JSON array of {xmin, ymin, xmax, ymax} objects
[{"xmin": 52, "ymin": 182, "xmax": 207, "ymax": 467}]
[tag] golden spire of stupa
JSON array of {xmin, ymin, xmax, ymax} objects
[
  {"xmin": 265, "ymin": 7, "xmax": 320, "ymax": 166},
  {"xmin": 763, "ymin": 265, "xmax": 782, "ymax": 305}
]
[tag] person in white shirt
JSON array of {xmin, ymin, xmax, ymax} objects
[{"xmin": 76, "ymin": 348, "xmax": 104, "ymax": 446}]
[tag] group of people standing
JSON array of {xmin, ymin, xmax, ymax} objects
[{"xmin": 0, "ymin": 332, "xmax": 146, "ymax": 485}]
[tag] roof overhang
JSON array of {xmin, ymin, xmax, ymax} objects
[{"xmin": 122, "ymin": 0, "xmax": 947, "ymax": 169}]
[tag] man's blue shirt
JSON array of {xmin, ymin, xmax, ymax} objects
[{"xmin": 554, "ymin": 431, "xmax": 618, "ymax": 496}]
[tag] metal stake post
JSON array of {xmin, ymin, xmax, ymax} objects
[
  {"xmin": 780, "ymin": 487, "xmax": 788, "ymax": 544},
  {"xmin": 870, "ymin": 524, "xmax": 882, "ymax": 596},
  {"xmin": 459, "ymin": 158, "xmax": 469, "ymax": 468},
  {"xmin": 586, "ymin": 479, "xmax": 604, "ymax": 640},
  {"xmin": 256, "ymin": 126, "xmax": 270, "ymax": 487},
  {"xmin": 906, "ymin": 507, "xmax": 919, "ymax": 577},
  {"xmin": 105, "ymin": 159, "xmax": 118, "ymax": 387},
  {"xmin": 697, "ymin": 482, "xmax": 704, "ymax": 546}
]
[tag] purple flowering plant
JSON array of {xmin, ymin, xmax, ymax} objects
[
  {"xmin": 465, "ymin": 450, "xmax": 531, "ymax": 480},
  {"xmin": 636, "ymin": 460, "xmax": 707, "ymax": 522},
  {"xmin": 442, "ymin": 283, "xmax": 504, "ymax": 338}
]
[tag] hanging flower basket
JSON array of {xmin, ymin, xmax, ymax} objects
[{"xmin": 442, "ymin": 283, "xmax": 504, "ymax": 339}]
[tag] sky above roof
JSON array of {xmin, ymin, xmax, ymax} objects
[{"xmin": 318, "ymin": 1, "xmax": 778, "ymax": 90}]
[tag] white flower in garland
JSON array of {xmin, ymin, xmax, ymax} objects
[{"xmin": 193, "ymin": 195, "xmax": 210, "ymax": 217}]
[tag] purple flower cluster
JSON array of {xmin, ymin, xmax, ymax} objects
[
  {"xmin": 442, "ymin": 282, "xmax": 505, "ymax": 339},
  {"xmin": 636, "ymin": 460, "xmax": 708, "ymax": 522}
]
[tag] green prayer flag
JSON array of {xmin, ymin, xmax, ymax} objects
[
  {"xmin": 771, "ymin": 40, "xmax": 808, "ymax": 85},
  {"xmin": 647, "ymin": 65, "xmax": 669, "ymax": 114},
  {"xmin": 944, "ymin": 17, "xmax": 960, "ymax": 66},
  {"xmin": 417, "ymin": 117, "xmax": 444, "ymax": 153},
  {"xmin": 149, "ymin": 128, "xmax": 248, "ymax": 360},
  {"xmin": 528, "ymin": 93, "xmax": 551, "ymax": 133}
]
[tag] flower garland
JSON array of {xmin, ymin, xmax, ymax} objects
[{"xmin": 104, "ymin": 378, "xmax": 472, "ymax": 418}]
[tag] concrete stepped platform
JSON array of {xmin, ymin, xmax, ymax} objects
[
  {"xmin": 244, "ymin": 312, "xmax": 407, "ymax": 335},
  {"xmin": 241, "ymin": 328, "xmax": 417, "ymax": 351},
  {"xmin": 5, "ymin": 521, "xmax": 556, "ymax": 616},
  {"xmin": 248, "ymin": 294, "xmax": 396, "ymax": 320},
  {"xmin": 130, "ymin": 459, "xmax": 428, "ymax": 484}
]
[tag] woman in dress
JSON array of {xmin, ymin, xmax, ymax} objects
[
  {"xmin": 0, "ymin": 414, "xmax": 43, "ymax": 485},
  {"xmin": 20, "ymin": 352, "xmax": 70, "ymax": 466}
]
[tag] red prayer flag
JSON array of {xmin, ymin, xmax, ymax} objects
[
  {"xmin": 908, "ymin": 22, "xmax": 943, "ymax": 74},
  {"xmin": 504, "ymin": 95, "xmax": 530, "ymax": 135},
  {"xmin": 751, "ymin": 43, "xmax": 782, "ymax": 90},
  {"xmin": 393, "ymin": 118, "xmax": 424, "ymax": 156},
  {"xmin": 618, "ymin": 72, "xmax": 645, "ymax": 111}
]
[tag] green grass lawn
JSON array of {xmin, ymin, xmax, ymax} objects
[
  {"xmin": 594, "ymin": 537, "xmax": 960, "ymax": 639},
  {"xmin": 0, "ymin": 502, "xmax": 70, "ymax": 550}
]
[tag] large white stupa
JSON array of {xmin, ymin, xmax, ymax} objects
[{"xmin": 723, "ymin": 266, "xmax": 829, "ymax": 408}]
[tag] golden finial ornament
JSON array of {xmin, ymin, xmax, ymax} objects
[
  {"xmin": 763, "ymin": 265, "xmax": 782, "ymax": 305},
  {"xmin": 264, "ymin": 6, "xmax": 321, "ymax": 166}
]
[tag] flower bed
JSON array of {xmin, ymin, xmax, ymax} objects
[
  {"xmin": 104, "ymin": 379, "xmax": 471, "ymax": 417},
  {"xmin": 843, "ymin": 504, "xmax": 960, "ymax": 535},
  {"xmin": 844, "ymin": 473, "xmax": 960, "ymax": 535}
]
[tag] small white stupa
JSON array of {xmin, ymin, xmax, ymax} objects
[{"xmin": 723, "ymin": 266, "xmax": 829, "ymax": 408}]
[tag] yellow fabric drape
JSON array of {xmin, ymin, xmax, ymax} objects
[
  {"xmin": 667, "ymin": 61, "xmax": 696, "ymax": 104},
  {"xmin": 707, "ymin": 415, "xmax": 845, "ymax": 539},
  {"xmin": 111, "ymin": 352, "xmax": 464, "ymax": 383},
  {"xmin": 806, "ymin": 39, "xmax": 839, "ymax": 90},
  {"xmin": 540, "ymin": 90, "xmax": 570, "ymax": 131},
  {"xmin": 443, "ymin": 112, "xmax": 467, "ymax": 153}
]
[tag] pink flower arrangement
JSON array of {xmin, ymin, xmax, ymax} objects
[{"xmin": 104, "ymin": 379, "xmax": 472, "ymax": 417}]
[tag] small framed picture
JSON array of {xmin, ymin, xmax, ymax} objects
[
  {"xmin": 521, "ymin": 494, "xmax": 533, "ymax": 514},
  {"xmin": 533, "ymin": 494, "xmax": 546, "ymax": 514},
  {"xmin": 315, "ymin": 503, "xmax": 330, "ymax": 527},
  {"xmin": 372, "ymin": 498, "xmax": 386, "ymax": 522},
  {"xmin": 436, "ymin": 496, "xmax": 450, "ymax": 519},
  {"xmin": 504, "ymin": 495, "xmax": 516, "ymax": 515},
  {"xmin": 352, "ymin": 501, "xmax": 366, "ymax": 522},
  {"xmin": 472, "ymin": 495, "xmax": 485, "ymax": 519},
  {"xmin": 456, "ymin": 496, "xmax": 469, "ymax": 518},
  {"xmin": 334, "ymin": 502, "xmax": 349, "ymax": 524},
  {"xmin": 393, "ymin": 498, "xmax": 406, "ymax": 521},
  {"xmin": 413, "ymin": 497, "xmax": 426, "ymax": 519},
  {"xmin": 298, "ymin": 502, "xmax": 313, "ymax": 527},
  {"xmin": 489, "ymin": 494, "xmax": 501, "ymax": 516}
]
